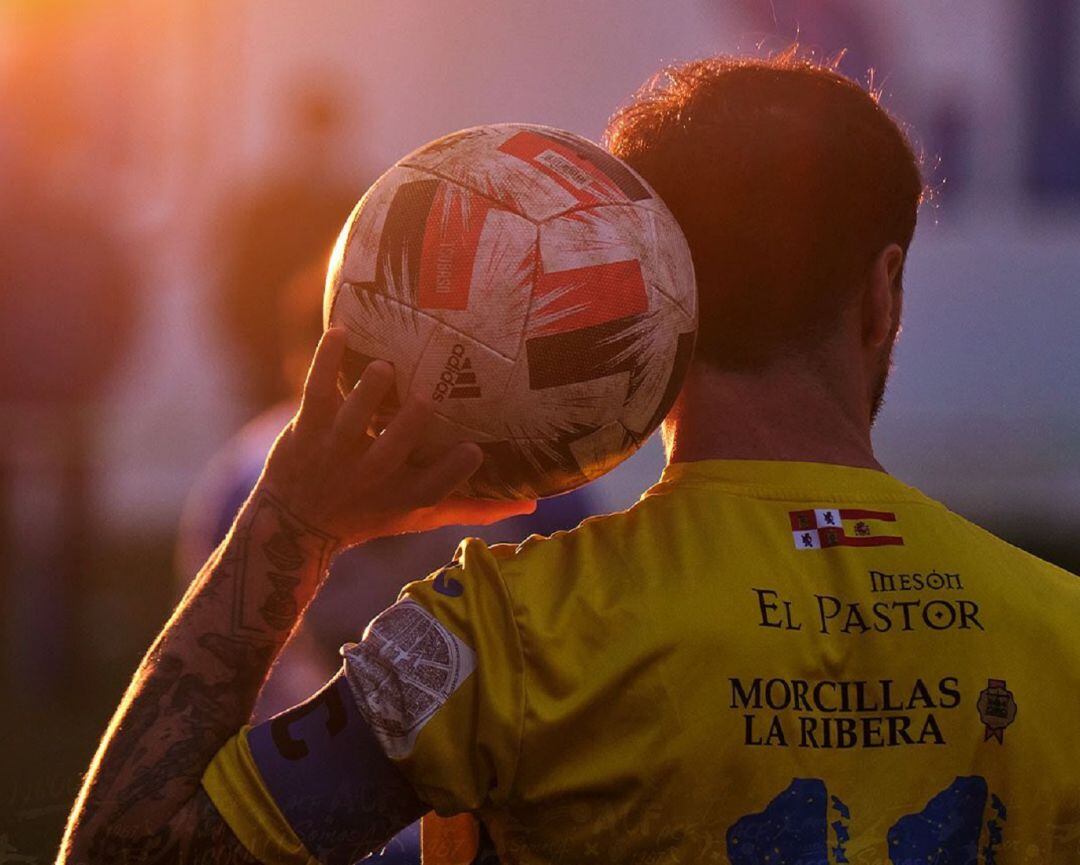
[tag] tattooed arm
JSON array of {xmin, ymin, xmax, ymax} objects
[{"xmin": 60, "ymin": 329, "xmax": 532, "ymax": 864}]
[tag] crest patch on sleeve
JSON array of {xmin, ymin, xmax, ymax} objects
[{"xmin": 340, "ymin": 599, "xmax": 476, "ymax": 758}]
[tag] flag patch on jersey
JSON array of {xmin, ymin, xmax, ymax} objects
[{"xmin": 789, "ymin": 508, "xmax": 903, "ymax": 549}]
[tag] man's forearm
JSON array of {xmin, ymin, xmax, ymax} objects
[
  {"xmin": 60, "ymin": 488, "xmax": 338, "ymax": 863},
  {"xmin": 60, "ymin": 329, "xmax": 523, "ymax": 862}
]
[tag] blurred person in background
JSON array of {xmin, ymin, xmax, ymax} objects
[{"xmin": 215, "ymin": 81, "xmax": 361, "ymax": 413}]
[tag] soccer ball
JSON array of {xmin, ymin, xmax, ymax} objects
[{"xmin": 324, "ymin": 123, "xmax": 697, "ymax": 499}]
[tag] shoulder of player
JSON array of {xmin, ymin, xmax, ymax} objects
[
  {"xmin": 938, "ymin": 505, "xmax": 1080, "ymax": 591},
  {"xmin": 479, "ymin": 493, "xmax": 670, "ymax": 580}
]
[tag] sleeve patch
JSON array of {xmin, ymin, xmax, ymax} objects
[{"xmin": 341, "ymin": 599, "xmax": 476, "ymax": 759}]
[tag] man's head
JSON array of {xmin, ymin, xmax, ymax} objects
[{"xmin": 605, "ymin": 51, "xmax": 923, "ymax": 423}]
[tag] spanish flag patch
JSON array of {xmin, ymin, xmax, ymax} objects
[{"xmin": 789, "ymin": 508, "xmax": 904, "ymax": 549}]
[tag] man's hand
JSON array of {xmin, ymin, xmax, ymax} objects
[
  {"xmin": 260, "ymin": 327, "xmax": 534, "ymax": 550},
  {"xmin": 60, "ymin": 327, "xmax": 535, "ymax": 864}
]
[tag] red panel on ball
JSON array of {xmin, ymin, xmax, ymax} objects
[
  {"xmin": 417, "ymin": 185, "xmax": 491, "ymax": 310},
  {"xmin": 498, "ymin": 131, "xmax": 621, "ymax": 206},
  {"xmin": 532, "ymin": 258, "xmax": 648, "ymax": 336}
]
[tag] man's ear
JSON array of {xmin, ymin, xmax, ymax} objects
[{"xmin": 863, "ymin": 243, "xmax": 905, "ymax": 348}]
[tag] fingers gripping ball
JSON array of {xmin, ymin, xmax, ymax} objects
[{"xmin": 324, "ymin": 124, "xmax": 697, "ymax": 499}]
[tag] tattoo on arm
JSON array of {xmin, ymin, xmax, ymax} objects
[
  {"xmin": 61, "ymin": 491, "xmax": 339, "ymax": 864},
  {"xmin": 86, "ymin": 789, "xmax": 261, "ymax": 865},
  {"xmin": 183, "ymin": 789, "xmax": 264, "ymax": 865},
  {"xmin": 233, "ymin": 493, "xmax": 337, "ymax": 640}
]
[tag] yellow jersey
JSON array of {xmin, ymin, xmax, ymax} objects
[{"xmin": 206, "ymin": 459, "xmax": 1080, "ymax": 864}]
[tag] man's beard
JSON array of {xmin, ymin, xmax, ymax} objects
[{"xmin": 869, "ymin": 339, "xmax": 896, "ymax": 427}]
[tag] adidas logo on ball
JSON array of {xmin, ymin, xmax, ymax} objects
[{"xmin": 432, "ymin": 343, "xmax": 481, "ymax": 401}]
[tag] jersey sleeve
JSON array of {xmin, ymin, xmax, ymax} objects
[
  {"xmin": 201, "ymin": 724, "xmax": 318, "ymax": 865},
  {"xmin": 340, "ymin": 536, "xmax": 525, "ymax": 815},
  {"xmin": 201, "ymin": 672, "xmax": 427, "ymax": 865}
]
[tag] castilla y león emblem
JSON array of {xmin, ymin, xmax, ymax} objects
[{"xmin": 976, "ymin": 678, "xmax": 1017, "ymax": 743}]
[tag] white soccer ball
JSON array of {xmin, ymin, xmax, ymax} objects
[{"xmin": 325, "ymin": 123, "xmax": 697, "ymax": 499}]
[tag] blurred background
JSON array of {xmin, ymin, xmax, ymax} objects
[{"xmin": 2, "ymin": 0, "xmax": 1080, "ymax": 859}]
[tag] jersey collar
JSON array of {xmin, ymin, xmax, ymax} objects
[{"xmin": 645, "ymin": 459, "xmax": 935, "ymax": 505}]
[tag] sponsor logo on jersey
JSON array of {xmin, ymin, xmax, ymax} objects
[
  {"xmin": 789, "ymin": 508, "xmax": 904, "ymax": 549},
  {"xmin": 432, "ymin": 343, "xmax": 481, "ymax": 401},
  {"xmin": 977, "ymin": 678, "xmax": 1018, "ymax": 743}
]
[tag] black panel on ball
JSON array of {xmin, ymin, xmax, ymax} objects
[
  {"xmin": 375, "ymin": 178, "xmax": 441, "ymax": 303},
  {"xmin": 641, "ymin": 329, "xmax": 696, "ymax": 436},
  {"xmin": 525, "ymin": 314, "xmax": 647, "ymax": 391}
]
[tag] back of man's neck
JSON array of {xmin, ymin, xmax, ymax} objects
[{"xmin": 663, "ymin": 362, "xmax": 885, "ymax": 472}]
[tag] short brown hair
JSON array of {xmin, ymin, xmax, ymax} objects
[{"xmin": 605, "ymin": 51, "xmax": 923, "ymax": 370}]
